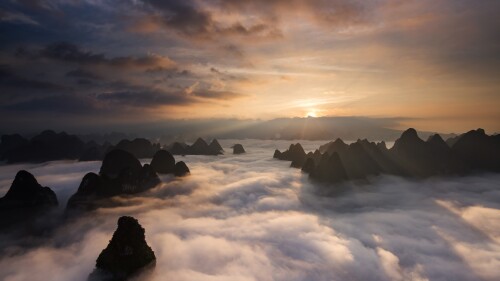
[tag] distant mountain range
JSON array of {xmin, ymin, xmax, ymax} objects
[
  {"xmin": 274, "ymin": 128, "xmax": 500, "ymax": 189},
  {"xmin": 1, "ymin": 117, "xmax": 466, "ymax": 145}
]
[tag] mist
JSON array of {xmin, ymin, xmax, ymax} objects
[{"xmin": 0, "ymin": 139, "xmax": 499, "ymax": 281}]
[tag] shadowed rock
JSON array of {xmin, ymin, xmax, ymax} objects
[
  {"xmin": 0, "ymin": 170, "xmax": 58, "ymax": 210},
  {"xmin": 0, "ymin": 134, "xmax": 28, "ymax": 158},
  {"xmin": 113, "ymin": 138, "xmax": 160, "ymax": 159},
  {"xmin": 150, "ymin": 150, "xmax": 175, "ymax": 174},
  {"xmin": 273, "ymin": 143, "xmax": 306, "ymax": 168},
  {"xmin": 232, "ymin": 144, "xmax": 245, "ymax": 154},
  {"xmin": 174, "ymin": 161, "xmax": 190, "ymax": 177},
  {"xmin": 1, "ymin": 130, "xmax": 85, "ymax": 163},
  {"xmin": 310, "ymin": 153, "xmax": 348, "ymax": 183},
  {"xmin": 301, "ymin": 158, "xmax": 316, "ymax": 173},
  {"xmin": 451, "ymin": 128, "xmax": 500, "ymax": 171},
  {"xmin": 167, "ymin": 138, "xmax": 223, "ymax": 155},
  {"xmin": 100, "ymin": 149, "xmax": 143, "ymax": 179},
  {"xmin": 188, "ymin": 138, "xmax": 210, "ymax": 155},
  {"xmin": 89, "ymin": 216, "xmax": 155, "ymax": 281},
  {"xmin": 168, "ymin": 142, "xmax": 188, "ymax": 155},
  {"xmin": 67, "ymin": 150, "xmax": 160, "ymax": 210},
  {"xmin": 274, "ymin": 128, "xmax": 500, "ymax": 185},
  {"xmin": 208, "ymin": 139, "xmax": 224, "ymax": 154}
]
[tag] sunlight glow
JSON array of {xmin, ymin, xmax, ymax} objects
[{"xmin": 306, "ymin": 110, "xmax": 318, "ymax": 118}]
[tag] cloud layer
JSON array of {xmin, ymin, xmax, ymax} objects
[{"xmin": 0, "ymin": 139, "xmax": 499, "ymax": 281}]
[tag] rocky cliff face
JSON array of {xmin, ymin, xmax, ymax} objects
[
  {"xmin": 89, "ymin": 216, "xmax": 156, "ymax": 281},
  {"xmin": 67, "ymin": 149, "xmax": 160, "ymax": 210},
  {"xmin": 232, "ymin": 144, "xmax": 245, "ymax": 154},
  {"xmin": 0, "ymin": 170, "xmax": 58, "ymax": 210},
  {"xmin": 275, "ymin": 128, "xmax": 500, "ymax": 185},
  {"xmin": 166, "ymin": 138, "xmax": 224, "ymax": 155}
]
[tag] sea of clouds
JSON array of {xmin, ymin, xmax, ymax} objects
[{"xmin": 0, "ymin": 139, "xmax": 499, "ymax": 281}]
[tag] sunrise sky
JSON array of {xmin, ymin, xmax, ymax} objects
[{"xmin": 1, "ymin": 0, "xmax": 499, "ymax": 133}]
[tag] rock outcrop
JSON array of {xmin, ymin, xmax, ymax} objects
[
  {"xmin": 1, "ymin": 130, "xmax": 86, "ymax": 163},
  {"xmin": 273, "ymin": 143, "xmax": 306, "ymax": 168},
  {"xmin": 208, "ymin": 139, "xmax": 224, "ymax": 154},
  {"xmin": 232, "ymin": 144, "xmax": 245, "ymax": 154},
  {"xmin": 113, "ymin": 138, "xmax": 160, "ymax": 159},
  {"xmin": 150, "ymin": 150, "xmax": 175, "ymax": 174},
  {"xmin": 0, "ymin": 170, "xmax": 58, "ymax": 210},
  {"xmin": 275, "ymin": 128, "xmax": 500, "ymax": 185},
  {"xmin": 166, "ymin": 138, "xmax": 223, "ymax": 155},
  {"xmin": 174, "ymin": 161, "xmax": 190, "ymax": 177},
  {"xmin": 89, "ymin": 216, "xmax": 156, "ymax": 281},
  {"xmin": 67, "ymin": 150, "xmax": 160, "ymax": 210}
]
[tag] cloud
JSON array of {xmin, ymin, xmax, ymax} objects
[
  {"xmin": 3, "ymin": 94, "xmax": 99, "ymax": 114},
  {"xmin": 96, "ymin": 89, "xmax": 192, "ymax": 107},
  {"xmin": 17, "ymin": 42, "xmax": 176, "ymax": 70},
  {"xmin": 138, "ymin": 0, "xmax": 283, "ymax": 40},
  {"xmin": 191, "ymin": 89, "xmax": 247, "ymax": 100},
  {"xmin": 0, "ymin": 140, "xmax": 499, "ymax": 281},
  {"xmin": 66, "ymin": 68, "xmax": 102, "ymax": 80}
]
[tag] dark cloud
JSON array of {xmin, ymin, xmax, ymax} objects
[
  {"xmin": 97, "ymin": 89, "xmax": 192, "ymax": 107},
  {"xmin": 0, "ymin": 64, "xmax": 66, "ymax": 92},
  {"xmin": 16, "ymin": 42, "xmax": 176, "ymax": 69},
  {"xmin": 191, "ymin": 89, "xmax": 247, "ymax": 100},
  {"xmin": 140, "ymin": 0, "xmax": 283, "ymax": 40},
  {"xmin": 66, "ymin": 68, "xmax": 101, "ymax": 80},
  {"xmin": 3, "ymin": 94, "xmax": 98, "ymax": 114}
]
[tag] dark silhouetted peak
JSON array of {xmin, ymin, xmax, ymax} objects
[
  {"xmin": 427, "ymin": 134, "xmax": 449, "ymax": 151},
  {"xmin": 76, "ymin": 173, "xmax": 101, "ymax": 195},
  {"xmin": 192, "ymin": 138, "xmax": 208, "ymax": 148},
  {"xmin": 392, "ymin": 128, "xmax": 425, "ymax": 152},
  {"xmin": 113, "ymin": 138, "xmax": 159, "ymax": 159},
  {"xmin": 452, "ymin": 128, "xmax": 500, "ymax": 171},
  {"xmin": 301, "ymin": 158, "xmax": 315, "ymax": 173},
  {"xmin": 32, "ymin": 130, "xmax": 58, "ymax": 142},
  {"xmin": 0, "ymin": 170, "xmax": 58, "ymax": 209},
  {"xmin": 150, "ymin": 150, "xmax": 175, "ymax": 174},
  {"xmin": 401, "ymin": 128, "xmax": 418, "ymax": 139},
  {"xmin": 188, "ymin": 138, "xmax": 211, "ymax": 155},
  {"xmin": 169, "ymin": 142, "xmax": 187, "ymax": 155},
  {"xmin": 208, "ymin": 139, "xmax": 224, "ymax": 154},
  {"xmin": 233, "ymin": 144, "xmax": 245, "ymax": 154},
  {"xmin": 93, "ymin": 216, "xmax": 155, "ymax": 280},
  {"xmin": 273, "ymin": 149, "xmax": 282, "ymax": 158},
  {"xmin": 0, "ymin": 134, "xmax": 28, "ymax": 157},
  {"xmin": 174, "ymin": 161, "xmax": 190, "ymax": 177},
  {"xmin": 376, "ymin": 141, "xmax": 387, "ymax": 150},
  {"xmin": 289, "ymin": 143, "xmax": 307, "ymax": 168},
  {"xmin": 319, "ymin": 138, "xmax": 348, "ymax": 154},
  {"xmin": 310, "ymin": 152, "xmax": 348, "ymax": 183},
  {"xmin": 289, "ymin": 143, "xmax": 305, "ymax": 155},
  {"xmin": 100, "ymin": 149, "xmax": 142, "ymax": 178}
]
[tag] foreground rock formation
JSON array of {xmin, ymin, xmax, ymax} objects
[
  {"xmin": 0, "ymin": 170, "xmax": 58, "ymax": 210},
  {"xmin": 0, "ymin": 170, "xmax": 58, "ymax": 227},
  {"xmin": 166, "ymin": 138, "xmax": 223, "ymax": 155},
  {"xmin": 88, "ymin": 216, "xmax": 156, "ymax": 281},
  {"xmin": 232, "ymin": 144, "xmax": 245, "ymax": 154},
  {"xmin": 274, "ymin": 128, "xmax": 500, "ymax": 184}
]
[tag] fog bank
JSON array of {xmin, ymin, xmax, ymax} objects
[{"xmin": 0, "ymin": 139, "xmax": 499, "ymax": 281}]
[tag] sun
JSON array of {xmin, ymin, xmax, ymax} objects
[{"xmin": 305, "ymin": 110, "xmax": 317, "ymax": 118}]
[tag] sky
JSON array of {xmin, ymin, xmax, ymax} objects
[
  {"xmin": 1, "ymin": 0, "xmax": 499, "ymax": 134},
  {"xmin": 1, "ymin": 139, "xmax": 499, "ymax": 281}
]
